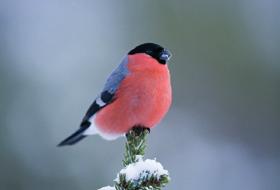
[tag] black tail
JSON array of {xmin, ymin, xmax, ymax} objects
[{"xmin": 57, "ymin": 127, "xmax": 87, "ymax": 146}]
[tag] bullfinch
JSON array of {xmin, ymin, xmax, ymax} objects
[{"xmin": 58, "ymin": 43, "xmax": 172, "ymax": 146}]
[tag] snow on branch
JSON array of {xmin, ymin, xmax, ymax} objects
[
  {"xmin": 98, "ymin": 127, "xmax": 170, "ymax": 190},
  {"xmin": 98, "ymin": 186, "xmax": 115, "ymax": 190},
  {"xmin": 115, "ymin": 157, "xmax": 169, "ymax": 190}
]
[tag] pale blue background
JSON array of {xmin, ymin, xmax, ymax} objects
[{"xmin": 0, "ymin": 1, "xmax": 279, "ymax": 190}]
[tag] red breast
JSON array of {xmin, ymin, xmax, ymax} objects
[{"xmin": 95, "ymin": 54, "xmax": 172, "ymax": 134}]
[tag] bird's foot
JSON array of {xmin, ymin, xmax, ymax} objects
[{"xmin": 126, "ymin": 126, "xmax": 150, "ymax": 137}]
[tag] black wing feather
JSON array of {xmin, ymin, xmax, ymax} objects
[
  {"xmin": 80, "ymin": 91, "xmax": 115, "ymax": 127},
  {"xmin": 57, "ymin": 91, "xmax": 115, "ymax": 146}
]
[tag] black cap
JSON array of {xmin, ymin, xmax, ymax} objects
[{"xmin": 128, "ymin": 43, "xmax": 171, "ymax": 64}]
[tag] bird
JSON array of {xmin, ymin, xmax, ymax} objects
[{"xmin": 58, "ymin": 43, "xmax": 172, "ymax": 146}]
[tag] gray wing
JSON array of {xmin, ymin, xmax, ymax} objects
[
  {"xmin": 103, "ymin": 56, "xmax": 129, "ymax": 94},
  {"xmin": 80, "ymin": 56, "xmax": 129, "ymax": 127}
]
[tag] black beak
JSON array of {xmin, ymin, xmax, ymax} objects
[{"xmin": 159, "ymin": 49, "xmax": 172, "ymax": 62}]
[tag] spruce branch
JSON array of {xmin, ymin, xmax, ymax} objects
[
  {"xmin": 98, "ymin": 127, "xmax": 170, "ymax": 190},
  {"xmin": 123, "ymin": 127, "xmax": 149, "ymax": 166}
]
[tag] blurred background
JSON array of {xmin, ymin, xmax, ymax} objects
[{"xmin": 0, "ymin": 0, "xmax": 279, "ymax": 190}]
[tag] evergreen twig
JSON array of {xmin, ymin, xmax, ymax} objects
[
  {"xmin": 99, "ymin": 127, "xmax": 170, "ymax": 190},
  {"xmin": 123, "ymin": 127, "xmax": 149, "ymax": 166}
]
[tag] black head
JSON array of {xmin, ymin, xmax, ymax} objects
[{"xmin": 128, "ymin": 43, "xmax": 171, "ymax": 64}]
